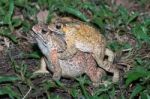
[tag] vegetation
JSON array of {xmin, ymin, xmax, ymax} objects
[{"xmin": 0, "ymin": 0, "xmax": 150, "ymax": 98}]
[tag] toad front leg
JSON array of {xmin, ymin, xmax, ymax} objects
[
  {"xmin": 49, "ymin": 48, "xmax": 62, "ymax": 80},
  {"xmin": 34, "ymin": 57, "xmax": 49, "ymax": 74},
  {"xmin": 57, "ymin": 41, "xmax": 77, "ymax": 60},
  {"xmin": 34, "ymin": 49, "xmax": 62, "ymax": 81}
]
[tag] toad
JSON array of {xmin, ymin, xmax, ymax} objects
[
  {"xmin": 48, "ymin": 17, "xmax": 119, "ymax": 82},
  {"xmin": 32, "ymin": 24, "xmax": 105, "ymax": 86}
]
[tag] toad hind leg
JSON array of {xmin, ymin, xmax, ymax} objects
[
  {"xmin": 92, "ymin": 47, "xmax": 119, "ymax": 82},
  {"xmin": 86, "ymin": 68, "xmax": 106, "ymax": 87},
  {"xmin": 105, "ymin": 48, "xmax": 115, "ymax": 62},
  {"xmin": 34, "ymin": 57, "xmax": 49, "ymax": 74},
  {"xmin": 85, "ymin": 54, "xmax": 106, "ymax": 87}
]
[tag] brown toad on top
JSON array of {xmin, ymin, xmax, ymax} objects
[
  {"xmin": 32, "ymin": 24, "xmax": 105, "ymax": 86},
  {"xmin": 48, "ymin": 17, "xmax": 119, "ymax": 82}
]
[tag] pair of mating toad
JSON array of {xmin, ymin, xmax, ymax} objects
[{"xmin": 32, "ymin": 17, "xmax": 119, "ymax": 86}]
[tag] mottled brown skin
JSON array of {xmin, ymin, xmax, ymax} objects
[
  {"xmin": 32, "ymin": 24, "xmax": 65, "ymax": 80},
  {"xmin": 48, "ymin": 17, "xmax": 119, "ymax": 82},
  {"xmin": 32, "ymin": 24, "xmax": 105, "ymax": 86},
  {"xmin": 49, "ymin": 49, "xmax": 105, "ymax": 86}
]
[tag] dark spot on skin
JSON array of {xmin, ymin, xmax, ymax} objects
[
  {"xmin": 41, "ymin": 29, "xmax": 47, "ymax": 34},
  {"xmin": 55, "ymin": 23, "xmax": 62, "ymax": 29}
]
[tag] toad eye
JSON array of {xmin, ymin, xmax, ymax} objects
[{"xmin": 55, "ymin": 23, "xmax": 62, "ymax": 29}]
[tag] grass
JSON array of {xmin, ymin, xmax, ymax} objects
[{"xmin": 0, "ymin": 0, "xmax": 150, "ymax": 99}]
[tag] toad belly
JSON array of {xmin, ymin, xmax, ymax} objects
[{"xmin": 59, "ymin": 51, "xmax": 87, "ymax": 77}]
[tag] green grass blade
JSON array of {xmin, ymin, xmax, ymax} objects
[
  {"xmin": 61, "ymin": 6, "xmax": 89, "ymax": 22},
  {"xmin": 125, "ymin": 67, "xmax": 148, "ymax": 86},
  {"xmin": 0, "ymin": 76, "xmax": 20, "ymax": 83},
  {"xmin": 4, "ymin": 0, "xmax": 14, "ymax": 26},
  {"xmin": 129, "ymin": 84, "xmax": 143, "ymax": 99},
  {"xmin": 0, "ymin": 86, "xmax": 20, "ymax": 99},
  {"xmin": 0, "ymin": 28, "xmax": 17, "ymax": 43}
]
